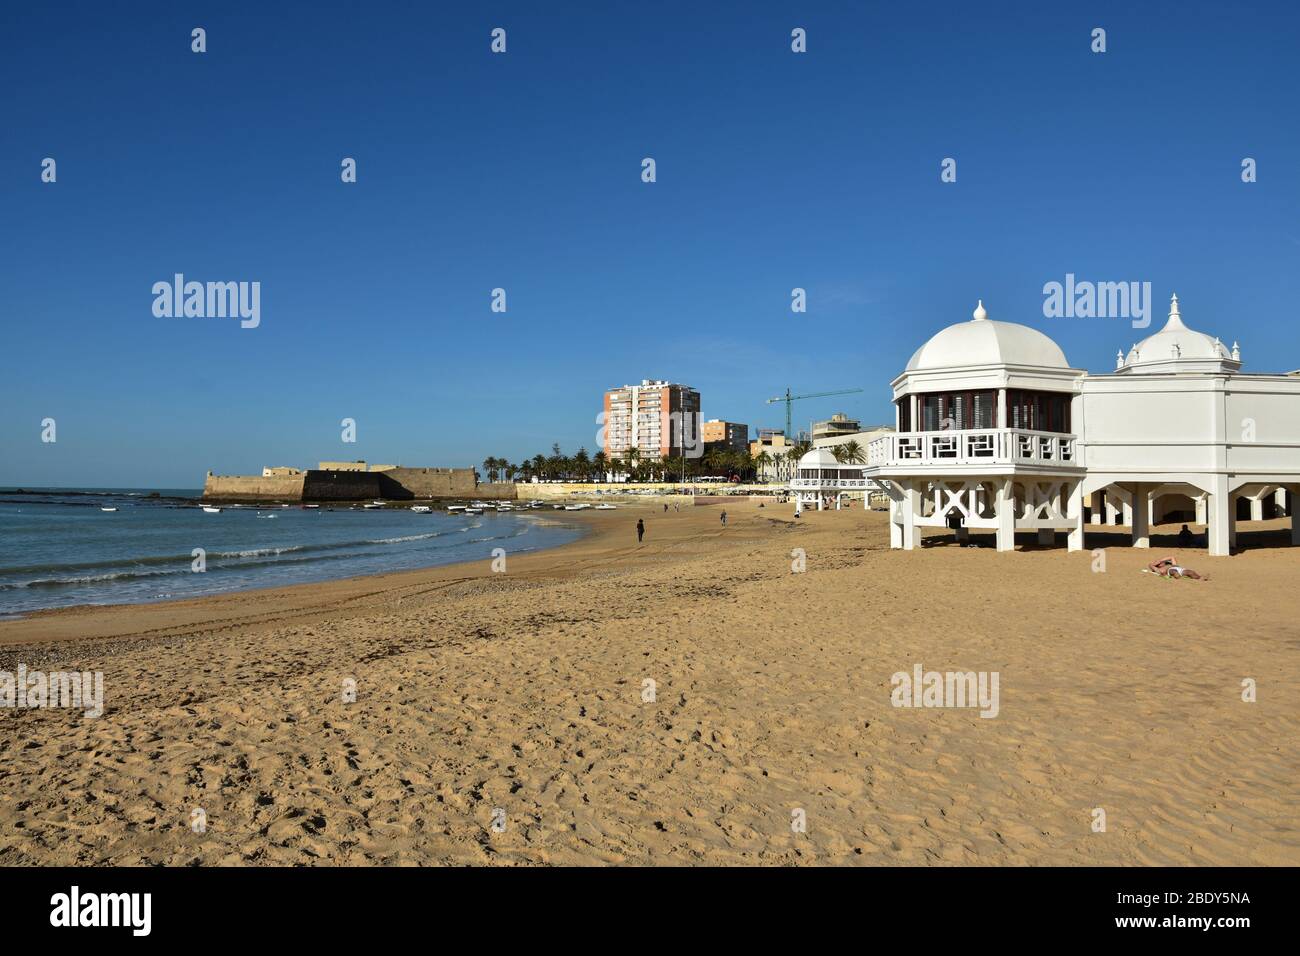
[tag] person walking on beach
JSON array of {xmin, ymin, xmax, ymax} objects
[
  {"xmin": 663, "ymin": 503, "xmax": 668, "ymax": 513},
  {"xmin": 720, "ymin": 509, "xmax": 727, "ymax": 526},
  {"xmin": 636, "ymin": 519, "xmax": 645, "ymax": 543}
]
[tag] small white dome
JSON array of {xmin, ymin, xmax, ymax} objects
[
  {"xmin": 1118, "ymin": 294, "xmax": 1240, "ymax": 374},
  {"xmin": 798, "ymin": 448, "xmax": 843, "ymax": 469},
  {"xmin": 906, "ymin": 301, "xmax": 1070, "ymax": 371}
]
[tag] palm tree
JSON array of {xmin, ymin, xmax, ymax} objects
[
  {"xmin": 482, "ymin": 456, "xmax": 499, "ymax": 483},
  {"xmin": 592, "ymin": 450, "xmax": 609, "ymax": 482},
  {"xmin": 754, "ymin": 450, "xmax": 771, "ymax": 483},
  {"xmin": 833, "ymin": 440, "xmax": 865, "ymax": 464}
]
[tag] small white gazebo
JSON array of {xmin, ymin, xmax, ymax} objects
[{"xmin": 789, "ymin": 448, "xmax": 873, "ymax": 511}]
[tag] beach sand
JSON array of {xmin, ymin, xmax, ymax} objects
[{"xmin": 1, "ymin": 500, "xmax": 1296, "ymax": 865}]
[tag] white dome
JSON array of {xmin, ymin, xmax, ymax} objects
[
  {"xmin": 1118, "ymin": 294, "xmax": 1240, "ymax": 374},
  {"xmin": 906, "ymin": 301, "xmax": 1069, "ymax": 372},
  {"xmin": 798, "ymin": 448, "xmax": 843, "ymax": 469}
]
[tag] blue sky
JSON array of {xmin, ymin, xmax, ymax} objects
[{"xmin": 3, "ymin": 1, "xmax": 1298, "ymax": 487}]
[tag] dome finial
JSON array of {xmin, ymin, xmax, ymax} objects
[
  {"xmin": 972, "ymin": 299, "xmax": 987, "ymax": 321},
  {"xmin": 1165, "ymin": 292, "xmax": 1186, "ymax": 330}
]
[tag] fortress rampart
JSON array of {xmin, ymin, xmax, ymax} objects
[{"xmin": 203, "ymin": 466, "xmax": 515, "ymax": 502}]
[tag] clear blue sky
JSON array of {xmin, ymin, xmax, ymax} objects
[{"xmin": 3, "ymin": 1, "xmax": 1298, "ymax": 488}]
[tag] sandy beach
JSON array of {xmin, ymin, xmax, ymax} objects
[{"xmin": 1, "ymin": 499, "xmax": 1296, "ymax": 866}]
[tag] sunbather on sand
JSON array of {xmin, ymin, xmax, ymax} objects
[{"xmin": 1148, "ymin": 556, "xmax": 1209, "ymax": 581}]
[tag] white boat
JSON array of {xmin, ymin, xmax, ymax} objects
[
  {"xmin": 463, "ymin": 507, "xmax": 483, "ymax": 515},
  {"xmin": 410, "ymin": 505, "xmax": 431, "ymax": 513},
  {"xmin": 497, "ymin": 504, "xmax": 515, "ymax": 511},
  {"xmin": 594, "ymin": 504, "xmax": 617, "ymax": 510},
  {"xmin": 303, "ymin": 504, "xmax": 320, "ymax": 509},
  {"xmin": 362, "ymin": 502, "xmax": 384, "ymax": 509},
  {"xmin": 202, "ymin": 506, "xmax": 221, "ymax": 513},
  {"xmin": 100, "ymin": 506, "xmax": 118, "ymax": 512},
  {"xmin": 552, "ymin": 503, "xmax": 566, "ymax": 510},
  {"xmin": 447, "ymin": 505, "xmax": 466, "ymax": 512}
]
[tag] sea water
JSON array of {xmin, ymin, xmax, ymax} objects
[{"xmin": 0, "ymin": 489, "xmax": 580, "ymax": 618}]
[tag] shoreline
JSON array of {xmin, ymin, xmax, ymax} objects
[{"xmin": 0, "ymin": 509, "xmax": 611, "ymax": 650}]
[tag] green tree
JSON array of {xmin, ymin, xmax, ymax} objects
[{"xmin": 833, "ymin": 440, "xmax": 865, "ymax": 464}]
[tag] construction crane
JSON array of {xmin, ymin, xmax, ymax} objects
[{"xmin": 766, "ymin": 387, "xmax": 865, "ymax": 439}]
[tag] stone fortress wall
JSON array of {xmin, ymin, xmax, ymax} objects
[{"xmin": 203, "ymin": 465, "xmax": 515, "ymax": 502}]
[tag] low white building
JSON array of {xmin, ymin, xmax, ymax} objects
[
  {"xmin": 866, "ymin": 297, "xmax": 1300, "ymax": 555},
  {"xmin": 789, "ymin": 447, "xmax": 875, "ymax": 510}
]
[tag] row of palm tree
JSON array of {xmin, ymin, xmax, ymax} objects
[{"xmin": 479, "ymin": 438, "xmax": 865, "ymax": 485}]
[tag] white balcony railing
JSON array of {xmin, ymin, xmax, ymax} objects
[
  {"xmin": 788, "ymin": 476, "xmax": 875, "ymax": 490},
  {"xmin": 867, "ymin": 429, "xmax": 1078, "ymax": 468}
]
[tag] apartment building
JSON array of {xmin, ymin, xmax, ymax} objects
[
  {"xmin": 603, "ymin": 380, "xmax": 702, "ymax": 459},
  {"xmin": 701, "ymin": 419, "xmax": 750, "ymax": 453}
]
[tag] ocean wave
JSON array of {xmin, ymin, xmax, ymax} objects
[{"xmin": 364, "ymin": 532, "xmax": 444, "ymax": 545}]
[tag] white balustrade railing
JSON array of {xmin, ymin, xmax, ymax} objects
[
  {"xmin": 788, "ymin": 476, "xmax": 875, "ymax": 490},
  {"xmin": 867, "ymin": 429, "xmax": 1077, "ymax": 468}
]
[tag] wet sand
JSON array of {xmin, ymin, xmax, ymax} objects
[{"xmin": 1, "ymin": 500, "xmax": 1296, "ymax": 865}]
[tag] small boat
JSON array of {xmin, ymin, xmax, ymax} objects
[
  {"xmin": 497, "ymin": 504, "xmax": 515, "ymax": 512},
  {"xmin": 410, "ymin": 505, "xmax": 431, "ymax": 513},
  {"xmin": 447, "ymin": 505, "xmax": 466, "ymax": 513},
  {"xmin": 463, "ymin": 507, "xmax": 483, "ymax": 515},
  {"xmin": 258, "ymin": 513, "xmax": 277, "ymax": 519},
  {"xmin": 594, "ymin": 504, "xmax": 617, "ymax": 510},
  {"xmin": 100, "ymin": 506, "xmax": 118, "ymax": 512},
  {"xmin": 362, "ymin": 502, "xmax": 384, "ymax": 510},
  {"xmin": 552, "ymin": 503, "xmax": 566, "ymax": 510},
  {"xmin": 202, "ymin": 506, "xmax": 222, "ymax": 514},
  {"xmin": 303, "ymin": 504, "xmax": 320, "ymax": 509}
]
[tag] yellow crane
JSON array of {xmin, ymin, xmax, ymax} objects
[{"xmin": 766, "ymin": 387, "xmax": 865, "ymax": 438}]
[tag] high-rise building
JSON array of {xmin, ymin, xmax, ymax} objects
[
  {"xmin": 603, "ymin": 380, "xmax": 702, "ymax": 460},
  {"xmin": 701, "ymin": 419, "xmax": 749, "ymax": 453}
]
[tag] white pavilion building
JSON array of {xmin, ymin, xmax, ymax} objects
[
  {"xmin": 865, "ymin": 296, "xmax": 1300, "ymax": 556},
  {"xmin": 788, "ymin": 447, "xmax": 873, "ymax": 510}
]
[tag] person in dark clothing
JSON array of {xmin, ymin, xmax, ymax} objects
[
  {"xmin": 1178, "ymin": 524, "xmax": 1195, "ymax": 546},
  {"xmin": 636, "ymin": 519, "xmax": 645, "ymax": 543},
  {"xmin": 720, "ymin": 510, "xmax": 727, "ymax": 526}
]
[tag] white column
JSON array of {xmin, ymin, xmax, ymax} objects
[
  {"xmin": 1122, "ymin": 500, "xmax": 1133, "ymax": 527},
  {"xmin": 995, "ymin": 479, "xmax": 1016, "ymax": 552},
  {"xmin": 1207, "ymin": 475, "xmax": 1232, "ymax": 557},
  {"xmin": 1250, "ymin": 498, "xmax": 1264, "ymax": 522},
  {"xmin": 1106, "ymin": 494, "xmax": 1120, "ymax": 526},
  {"xmin": 1089, "ymin": 490, "xmax": 1105, "ymax": 525},
  {"xmin": 900, "ymin": 483, "xmax": 919, "ymax": 550},
  {"xmin": 1195, "ymin": 495, "xmax": 1207, "ymax": 525},
  {"xmin": 996, "ymin": 388, "xmax": 1007, "ymax": 428},
  {"xmin": 889, "ymin": 496, "xmax": 903, "ymax": 548},
  {"xmin": 1131, "ymin": 483, "xmax": 1149, "ymax": 548},
  {"xmin": 1275, "ymin": 487, "xmax": 1287, "ymax": 514},
  {"xmin": 1068, "ymin": 482, "xmax": 1085, "ymax": 552}
]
